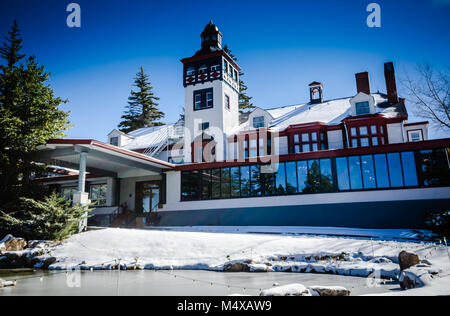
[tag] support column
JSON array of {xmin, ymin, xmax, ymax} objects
[{"xmin": 73, "ymin": 151, "xmax": 90, "ymax": 232}]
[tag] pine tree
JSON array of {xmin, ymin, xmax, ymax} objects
[
  {"xmin": 118, "ymin": 67, "xmax": 165, "ymax": 133},
  {"xmin": 0, "ymin": 21, "xmax": 70, "ymax": 205},
  {"xmin": 223, "ymin": 46, "xmax": 255, "ymax": 113}
]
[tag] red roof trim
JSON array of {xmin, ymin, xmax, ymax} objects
[
  {"xmin": 46, "ymin": 139, "xmax": 175, "ymax": 169},
  {"xmin": 404, "ymin": 121, "xmax": 429, "ymax": 127},
  {"xmin": 173, "ymin": 138, "xmax": 450, "ymax": 171}
]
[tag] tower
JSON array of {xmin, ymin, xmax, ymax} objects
[{"xmin": 181, "ymin": 21, "xmax": 240, "ymax": 163}]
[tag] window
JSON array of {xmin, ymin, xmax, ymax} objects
[
  {"xmin": 211, "ymin": 64, "xmax": 220, "ymax": 72},
  {"xmin": 186, "ymin": 67, "xmax": 196, "ymax": 76},
  {"xmin": 286, "ymin": 162, "xmax": 298, "ymax": 194},
  {"xmin": 202, "ymin": 170, "xmax": 212, "ymax": 200},
  {"xmin": 211, "ymin": 169, "xmax": 221, "ymax": 199},
  {"xmin": 374, "ymin": 154, "xmax": 390, "ymax": 188},
  {"xmin": 355, "ymin": 101, "xmax": 371, "ymax": 115},
  {"xmin": 231, "ymin": 167, "xmax": 241, "ymax": 197},
  {"xmin": 387, "ymin": 153, "xmax": 404, "ymax": 188},
  {"xmin": 401, "ymin": 152, "xmax": 418, "ymax": 187},
  {"xmin": 297, "ymin": 161, "xmax": 308, "ymax": 192},
  {"xmin": 292, "ymin": 131, "xmax": 324, "ymax": 153},
  {"xmin": 240, "ymin": 166, "xmax": 251, "ymax": 197},
  {"xmin": 349, "ymin": 124, "xmax": 386, "ymax": 148},
  {"xmin": 253, "ymin": 116, "xmax": 265, "ymax": 129},
  {"xmin": 223, "ymin": 60, "xmax": 228, "ymax": 73},
  {"xmin": 250, "ymin": 165, "xmax": 262, "ymax": 196},
  {"xmin": 90, "ymin": 184, "xmax": 107, "ymax": 206},
  {"xmin": 275, "ymin": 163, "xmax": 287, "ymax": 195},
  {"xmin": 61, "ymin": 187, "xmax": 77, "ymax": 201},
  {"xmin": 199, "ymin": 65, "xmax": 208, "ymax": 74},
  {"xmin": 181, "ymin": 171, "xmax": 200, "ymax": 201},
  {"xmin": 194, "ymin": 89, "xmax": 214, "ymax": 110},
  {"xmin": 221, "ymin": 168, "xmax": 231, "ymax": 198},
  {"xmin": 408, "ymin": 130, "xmax": 423, "ymax": 142},
  {"xmin": 336, "ymin": 157, "xmax": 350, "ymax": 191},
  {"xmin": 225, "ymin": 94, "xmax": 230, "ymax": 110},
  {"xmin": 249, "ymin": 138, "xmax": 258, "ymax": 158},
  {"xmin": 361, "ymin": 155, "xmax": 376, "ymax": 189},
  {"xmin": 418, "ymin": 149, "xmax": 450, "ymax": 187},
  {"xmin": 199, "ymin": 122, "xmax": 210, "ymax": 131},
  {"xmin": 348, "ymin": 156, "xmax": 363, "ymax": 190},
  {"xmin": 110, "ymin": 137, "xmax": 119, "ymax": 147}
]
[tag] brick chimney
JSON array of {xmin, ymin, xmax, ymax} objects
[
  {"xmin": 355, "ymin": 72, "xmax": 371, "ymax": 95},
  {"xmin": 384, "ymin": 62, "xmax": 398, "ymax": 103}
]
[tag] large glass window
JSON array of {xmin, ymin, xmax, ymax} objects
[
  {"xmin": 297, "ymin": 161, "xmax": 308, "ymax": 192},
  {"xmin": 231, "ymin": 167, "xmax": 241, "ymax": 197},
  {"xmin": 320, "ymin": 159, "xmax": 334, "ymax": 192},
  {"xmin": 418, "ymin": 149, "xmax": 450, "ymax": 187},
  {"xmin": 211, "ymin": 169, "xmax": 221, "ymax": 199},
  {"xmin": 275, "ymin": 163, "xmax": 287, "ymax": 195},
  {"xmin": 240, "ymin": 166, "xmax": 251, "ymax": 197},
  {"xmin": 221, "ymin": 168, "xmax": 231, "ymax": 198},
  {"xmin": 387, "ymin": 153, "xmax": 404, "ymax": 188},
  {"xmin": 250, "ymin": 165, "xmax": 262, "ymax": 197},
  {"xmin": 348, "ymin": 156, "xmax": 363, "ymax": 190},
  {"xmin": 263, "ymin": 169, "xmax": 276, "ymax": 196},
  {"xmin": 202, "ymin": 170, "xmax": 212, "ymax": 200},
  {"xmin": 361, "ymin": 155, "xmax": 376, "ymax": 189},
  {"xmin": 181, "ymin": 171, "xmax": 200, "ymax": 201},
  {"xmin": 336, "ymin": 157, "xmax": 350, "ymax": 191},
  {"xmin": 303, "ymin": 160, "xmax": 320, "ymax": 193},
  {"xmin": 401, "ymin": 152, "xmax": 418, "ymax": 187},
  {"xmin": 286, "ymin": 162, "xmax": 298, "ymax": 194},
  {"xmin": 374, "ymin": 154, "xmax": 390, "ymax": 188}
]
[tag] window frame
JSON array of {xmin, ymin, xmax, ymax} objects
[{"xmin": 193, "ymin": 88, "xmax": 214, "ymax": 111}]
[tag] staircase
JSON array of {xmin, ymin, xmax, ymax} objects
[{"xmin": 142, "ymin": 121, "xmax": 184, "ymax": 158}]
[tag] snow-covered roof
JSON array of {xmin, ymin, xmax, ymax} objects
[{"xmin": 123, "ymin": 124, "xmax": 175, "ymax": 150}]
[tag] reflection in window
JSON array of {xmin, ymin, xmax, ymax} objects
[
  {"xmin": 297, "ymin": 161, "xmax": 308, "ymax": 192},
  {"xmin": 221, "ymin": 168, "xmax": 231, "ymax": 198},
  {"xmin": 349, "ymin": 156, "xmax": 363, "ymax": 190},
  {"xmin": 181, "ymin": 171, "xmax": 200, "ymax": 201},
  {"xmin": 401, "ymin": 152, "xmax": 418, "ymax": 187},
  {"xmin": 374, "ymin": 154, "xmax": 390, "ymax": 188},
  {"xmin": 202, "ymin": 170, "xmax": 212, "ymax": 200},
  {"xmin": 336, "ymin": 157, "xmax": 350, "ymax": 191},
  {"xmin": 303, "ymin": 160, "xmax": 321, "ymax": 193},
  {"xmin": 211, "ymin": 169, "xmax": 221, "ymax": 199},
  {"xmin": 275, "ymin": 163, "xmax": 287, "ymax": 195},
  {"xmin": 250, "ymin": 165, "xmax": 262, "ymax": 197},
  {"xmin": 286, "ymin": 162, "xmax": 298, "ymax": 194},
  {"xmin": 320, "ymin": 159, "xmax": 334, "ymax": 192},
  {"xmin": 361, "ymin": 155, "xmax": 376, "ymax": 189},
  {"xmin": 388, "ymin": 153, "xmax": 404, "ymax": 188},
  {"xmin": 231, "ymin": 167, "xmax": 241, "ymax": 197},
  {"xmin": 240, "ymin": 166, "xmax": 251, "ymax": 197},
  {"xmin": 418, "ymin": 149, "xmax": 450, "ymax": 187}
]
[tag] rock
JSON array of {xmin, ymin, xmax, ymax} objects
[
  {"xmin": 309, "ymin": 286, "xmax": 351, "ymax": 297},
  {"xmin": 223, "ymin": 262, "xmax": 250, "ymax": 272},
  {"xmin": 0, "ymin": 235, "xmax": 27, "ymax": 252},
  {"xmin": 260, "ymin": 284, "xmax": 311, "ymax": 297},
  {"xmin": 27, "ymin": 240, "xmax": 50, "ymax": 249},
  {"xmin": 399, "ymin": 271, "xmax": 420, "ymax": 290},
  {"xmin": 42, "ymin": 257, "xmax": 57, "ymax": 269},
  {"xmin": 398, "ymin": 251, "xmax": 420, "ymax": 271}
]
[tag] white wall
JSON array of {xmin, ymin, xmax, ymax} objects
[
  {"xmin": 277, "ymin": 136, "xmax": 289, "ymax": 155},
  {"xmin": 165, "ymin": 171, "xmax": 181, "ymax": 206},
  {"xmin": 387, "ymin": 123, "xmax": 404, "ymax": 144}
]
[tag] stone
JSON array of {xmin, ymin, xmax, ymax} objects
[
  {"xmin": 399, "ymin": 271, "xmax": 420, "ymax": 290},
  {"xmin": 0, "ymin": 235, "xmax": 27, "ymax": 252},
  {"xmin": 42, "ymin": 257, "xmax": 57, "ymax": 269},
  {"xmin": 309, "ymin": 286, "xmax": 351, "ymax": 297},
  {"xmin": 223, "ymin": 262, "xmax": 250, "ymax": 272},
  {"xmin": 398, "ymin": 251, "xmax": 420, "ymax": 271}
]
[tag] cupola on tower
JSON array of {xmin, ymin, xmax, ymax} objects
[{"xmin": 181, "ymin": 21, "xmax": 241, "ymax": 163}]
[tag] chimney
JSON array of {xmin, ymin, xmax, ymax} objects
[
  {"xmin": 355, "ymin": 72, "xmax": 371, "ymax": 95},
  {"xmin": 384, "ymin": 62, "xmax": 398, "ymax": 103}
]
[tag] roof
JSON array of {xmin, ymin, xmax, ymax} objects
[
  {"xmin": 232, "ymin": 93, "xmax": 408, "ymax": 134},
  {"xmin": 123, "ymin": 124, "xmax": 175, "ymax": 151}
]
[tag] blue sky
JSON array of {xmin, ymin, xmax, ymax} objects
[{"xmin": 1, "ymin": 0, "xmax": 449, "ymax": 141}]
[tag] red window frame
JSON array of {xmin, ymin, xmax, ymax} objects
[
  {"xmin": 290, "ymin": 129, "xmax": 327, "ymax": 154},
  {"xmin": 348, "ymin": 124, "xmax": 387, "ymax": 148}
]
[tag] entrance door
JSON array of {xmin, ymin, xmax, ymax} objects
[{"xmin": 135, "ymin": 181, "xmax": 161, "ymax": 214}]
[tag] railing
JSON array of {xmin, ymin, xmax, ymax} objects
[{"xmin": 142, "ymin": 121, "xmax": 185, "ymax": 158}]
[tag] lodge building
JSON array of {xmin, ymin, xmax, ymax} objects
[{"xmin": 36, "ymin": 22, "xmax": 450, "ymax": 229}]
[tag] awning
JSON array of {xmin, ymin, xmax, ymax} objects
[{"xmin": 35, "ymin": 139, "xmax": 174, "ymax": 179}]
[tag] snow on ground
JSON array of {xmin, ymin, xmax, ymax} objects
[{"xmin": 47, "ymin": 228, "xmax": 450, "ymax": 295}]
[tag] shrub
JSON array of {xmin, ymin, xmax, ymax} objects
[
  {"xmin": 0, "ymin": 193, "xmax": 91, "ymax": 241},
  {"xmin": 425, "ymin": 210, "xmax": 450, "ymax": 239}
]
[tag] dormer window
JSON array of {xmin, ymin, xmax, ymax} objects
[
  {"xmin": 253, "ymin": 116, "xmax": 265, "ymax": 129},
  {"xmin": 355, "ymin": 101, "xmax": 370, "ymax": 115},
  {"xmin": 110, "ymin": 137, "xmax": 119, "ymax": 147}
]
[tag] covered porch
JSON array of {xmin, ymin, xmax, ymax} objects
[{"xmin": 35, "ymin": 139, "xmax": 174, "ymax": 228}]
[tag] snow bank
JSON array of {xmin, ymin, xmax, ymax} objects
[{"xmin": 260, "ymin": 284, "xmax": 310, "ymax": 296}]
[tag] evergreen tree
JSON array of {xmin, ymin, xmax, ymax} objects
[
  {"xmin": 118, "ymin": 67, "xmax": 165, "ymax": 133},
  {"xmin": 0, "ymin": 21, "xmax": 70, "ymax": 205},
  {"xmin": 223, "ymin": 46, "xmax": 255, "ymax": 113}
]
